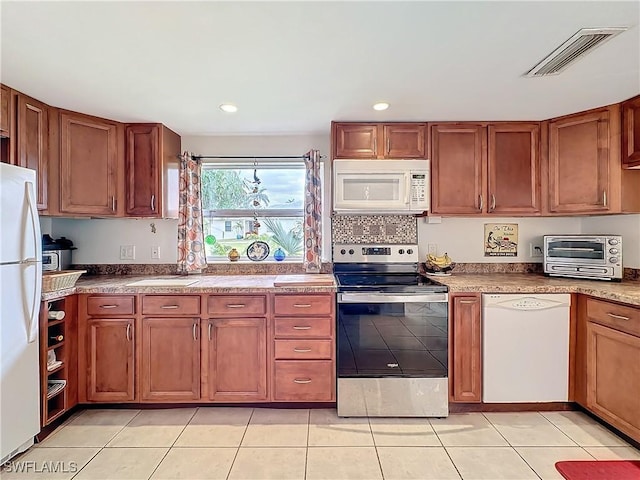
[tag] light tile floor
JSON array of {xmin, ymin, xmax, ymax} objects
[{"xmin": 1, "ymin": 408, "xmax": 639, "ymax": 480}]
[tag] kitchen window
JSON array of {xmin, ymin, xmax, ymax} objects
[{"xmin": 201, "ymin": 160, "xmax": 306, "ymax": 261}]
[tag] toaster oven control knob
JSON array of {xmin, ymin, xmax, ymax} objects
[
  {"xmin": 348, "ymin": 249, "xmax": 355, "ymax": 255},
  {"xmin": 398, "ymin": 249, "xmax": 405, "ymax": 254},
  {"xmin": 608, "ymin": 239, "xmax": 619, "ymax": 245},
  {"xmin": 340, "ymin": 249, "xmax": 346, "ymax": 255},
  {"xmin": 407, "ymin": 248, "xmax": 414, "ymax": 254},
  {"xmin": 609, "ymin": 248, "xmax": 619, "ymax": 254},
  {"xmin": 609, "ymin": 257, "xmax": 619, "ymax": 264}
]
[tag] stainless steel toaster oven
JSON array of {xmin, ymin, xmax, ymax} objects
[{"xmin": 543, "ymin": 235, "xmax": 622, "ymax": 281}]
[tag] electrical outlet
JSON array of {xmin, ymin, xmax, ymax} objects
[
  {"xmin": 529, "ymin": 242, "xmax": 543, "ymax": 258},
  {"xmin": 428, "ymin": 244, "xmax": 437, "ymax": 255},
  {"xmin": 120, "ymin": 245, "xmax": 135, "ymax": 260},
  {"xmin": 151, "ymin": 246, "xmax": 160, "ymax": 259}
]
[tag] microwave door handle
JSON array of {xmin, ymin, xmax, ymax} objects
[{"xmin": 404, "ymin": 174, "xmax": 410, "ymax": 204}]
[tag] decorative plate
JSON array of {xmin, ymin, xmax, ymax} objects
[{"xmin": 246, "ymin": 241, "xmax": 270, "ymax": 261}]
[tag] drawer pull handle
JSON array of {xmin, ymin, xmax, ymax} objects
[
  {"xmin": 293, "ymin": 304, "xmax": 312, "ymax": 308},
  {"xmin": 293, "ymin": 348, "xmax": 312, "ymax": 353},
  {"xmin": 607, "ymin": 312, "xmax": 630, "ymax": 321},
  {"xmin": 293, "ymin": 326, "xmax": 311, "ymax": 330},
  {"xmin": 226, "ymin": 304, "xmax": 246, "ymax": 308},
  {"xmin": 293, "ymin": 378, "xmax": 312, "ymax": 384},
  {"xmin": 459, "ymin": 300, "xmax": 476, "ymax": 304},
  {"xmin": 161, "ymin": 305, "xmax": 180, "ymax": 309},
  {"xmin": 100, "ymin": 305, "xmax": 118, "ymax": 309}
]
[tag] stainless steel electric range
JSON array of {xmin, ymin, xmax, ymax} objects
[{"xmin": 333, "ymin": 244, "xmax": 449, "ymax": 417}]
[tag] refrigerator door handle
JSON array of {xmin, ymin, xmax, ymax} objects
[{"xmin": 24, "ymin": 182, "xmax": 41, "ymax": 344}]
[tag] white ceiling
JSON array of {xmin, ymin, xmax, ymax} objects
[{"xmin": 1, "ymin": 1, "xmax": 639, "ymax": 136}]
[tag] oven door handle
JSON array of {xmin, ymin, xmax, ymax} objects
[{"xmin": 338, "ymin": 293, "xmax": 448, "ymax": 304}]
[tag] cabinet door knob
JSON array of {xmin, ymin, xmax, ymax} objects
[
  {"xmin": 490, "ymin": 194, "xmax": 496, "ymax": 212},
  {"xmin": 151, "ymin": 194, "xmax": 155, "ymax": 211},
  {"xmin": 192, "ymin": 322, "xmax": 198, "ymax": 341},
  {"xmin": 603, "ymin": 190, "xmax": 607, "ymax": 207},
  {"xmin": 478, "ymin": 194, "xmax": 484, "ymax": 211},
  {"xmin": 126, "ymin": 323, "xmax": 131, "ymax": 342},
  {"xmin": 208, "ymin": 322, "xmax": 212, "ymax": 341}
]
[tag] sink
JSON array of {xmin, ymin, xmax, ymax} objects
[{"xmin": 125, "ymin": 278, "xmax": 199, "ymax": 287}]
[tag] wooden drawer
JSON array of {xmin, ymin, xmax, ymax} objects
[
  {"xmin": 274, "ymin": 294, "xmax": 333, "ymax": 316},
  {"xmin": 274, "ymin": 317, "xmax": 333, "ymax": 338},
  {"xmin": 274, "ymin": 339, "xmax": 333, "ymax": 360},
  {"xmin": 87, "ymin": 295, "xmax": 135, "ymax": 316},
  {"xmin": 208, "ymin": 295, "xmax": 267, "ymax": 316},
  {"xmin": 274, "ymin": 360, "xmax": 334, "ymax": 401},
  {"xmin": 586, "ymin": 298, "xmax": 640, "ymax": 338},
  {"xmin": 141, "ymin": 295, "xmax": 201, "ymax": 316}
]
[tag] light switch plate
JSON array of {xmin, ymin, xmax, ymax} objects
[
  {"xmin": 151, "ymin": 246, "xmax": 160, "ymax": 259},
  {"xmin": 120, "ymin": 245, "xmax": 135, "ymax": 260}
]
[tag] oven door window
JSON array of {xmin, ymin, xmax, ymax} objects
[
  {"xmin": 546, "ymin": 240, "xmax": 604, "ymax": 260},
  {"xmin": 338, "ymin": 301, "xmax": 447, "ymax": 378}
]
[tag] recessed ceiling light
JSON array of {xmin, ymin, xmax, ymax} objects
[
  {"xmin": 373, "ymin": 102, "xmax": 390, "ymax": 111},
  {"xmin": 219, "ymin": 103, "xmax": 238, "ymax": 113}
]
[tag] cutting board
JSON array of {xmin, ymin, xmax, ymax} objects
[
  {"xmin": 125, "ymin": 278, "xmax": 200, "ymax": 287},
  {"xmin": 273, "ymin": 274, "xmax": 335, "ymax": 287}
]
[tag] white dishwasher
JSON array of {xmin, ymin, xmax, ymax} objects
[{"xmin": 482, "ymin": 293, "xmax": 570, "ymax": 403}]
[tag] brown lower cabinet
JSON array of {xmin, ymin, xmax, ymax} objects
[
  {"xmin": 78, "ymin": 292, "xmax": 335, "ymax": 404},
  {"xmin": 584, "ymin": 297, "xmax": 640, "ymax": 441},
  {"xmin": 87, "ymin": 319, "xmax": 135, "ymax": 402},
  {"xmin": 141, "ymin": 318, "xmax": 201, "ymax": 401},
  {"xmin": 204, "ymin": 318, "xmax": 267, "ymax": 401},
  {"xmin": 449, "ymin": 293, "xmax": 482, "ymax": 402}
]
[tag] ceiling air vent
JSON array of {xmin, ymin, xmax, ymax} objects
[{"xmin": 525, "ymin": 27, "xmax": 628, "ymax": 77}]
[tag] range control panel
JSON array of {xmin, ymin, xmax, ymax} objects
[{"xmin": 333, "ymin": 244, "xmax": 419, "ymax": 263}]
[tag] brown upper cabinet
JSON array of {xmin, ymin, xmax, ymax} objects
[
  {"xmin": 431, "ymin": 123, "xmax": 540, "ymax": 215},
  {"xmin": 59, "ymin": 111, "xmax": 122, "ymax": 216},
  {"xmin": 16, "ymin": 94, "xmax": 49, "ymax": 211},
  {"xmin": 546, "ymin": 105, "xmax": 640, "ymax": 214},
  {"xmin": 622, "ymin": 95, "xmax": 640, "ymax": 168},
  {"xmin": 1, "ymin": 84, "xmax": 11, "ymax": 137},
  {"xmin": 548, "ymin": 109, "xmax": 611, "ymax": 214},
  {"xmin": 332, "ymin": 122, "xmax": 427, "ymax": 159},
  {"xmin": 125, "ymin": 124, "xmax": 181, "ymax": 218}
]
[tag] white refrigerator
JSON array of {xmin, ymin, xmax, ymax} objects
[{"xmin": 0, "ymin": 163, "xmax": 42, "ymax": 464}]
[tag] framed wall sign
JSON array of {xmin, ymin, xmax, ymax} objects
[{"xmin": 484, "ymin": 223, "xmax": 518, "ymax": 257}]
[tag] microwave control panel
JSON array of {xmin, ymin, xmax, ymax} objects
[{"xmin": 410, "ymin": 173, "xmax": 427, "ymax": 204}]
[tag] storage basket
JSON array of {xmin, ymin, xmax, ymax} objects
[{"xmin": 42, "ymin": 270, "xmax": 87, "ymax": 293}]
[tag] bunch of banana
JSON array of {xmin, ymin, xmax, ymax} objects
[{"xmin": 425, "ymin": 253, "xmax": 454, "ymax": 272}]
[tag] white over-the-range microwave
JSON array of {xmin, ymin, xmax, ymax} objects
[{"xmin": 333, "ymin": 159, "xmax": 430, "ymax": 214}]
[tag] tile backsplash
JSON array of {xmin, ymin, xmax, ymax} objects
[{"xmin": 331, "ymin": 215, "xmax": 417, "ymax": 244}]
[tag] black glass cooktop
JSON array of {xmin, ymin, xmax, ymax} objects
[{"xmin": 335, "ymin": 273, "xmax": 447, "ymax": 293}]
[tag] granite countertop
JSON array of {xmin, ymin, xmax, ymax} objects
[
  {"xmin": 72, "ymin": 274, "xmax": 337, "ymax": 295},
  {"xmin": 41, "ymin": 272, "xmax": 639, "ymax": 307},
  {"xmin": 428, "ymin": 273, "xmax": 640, "ymax": 306}
]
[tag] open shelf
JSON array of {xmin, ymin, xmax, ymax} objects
[{"xmin": 40, "ymin": 293, "xmax": 77, "ymax": 428}]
